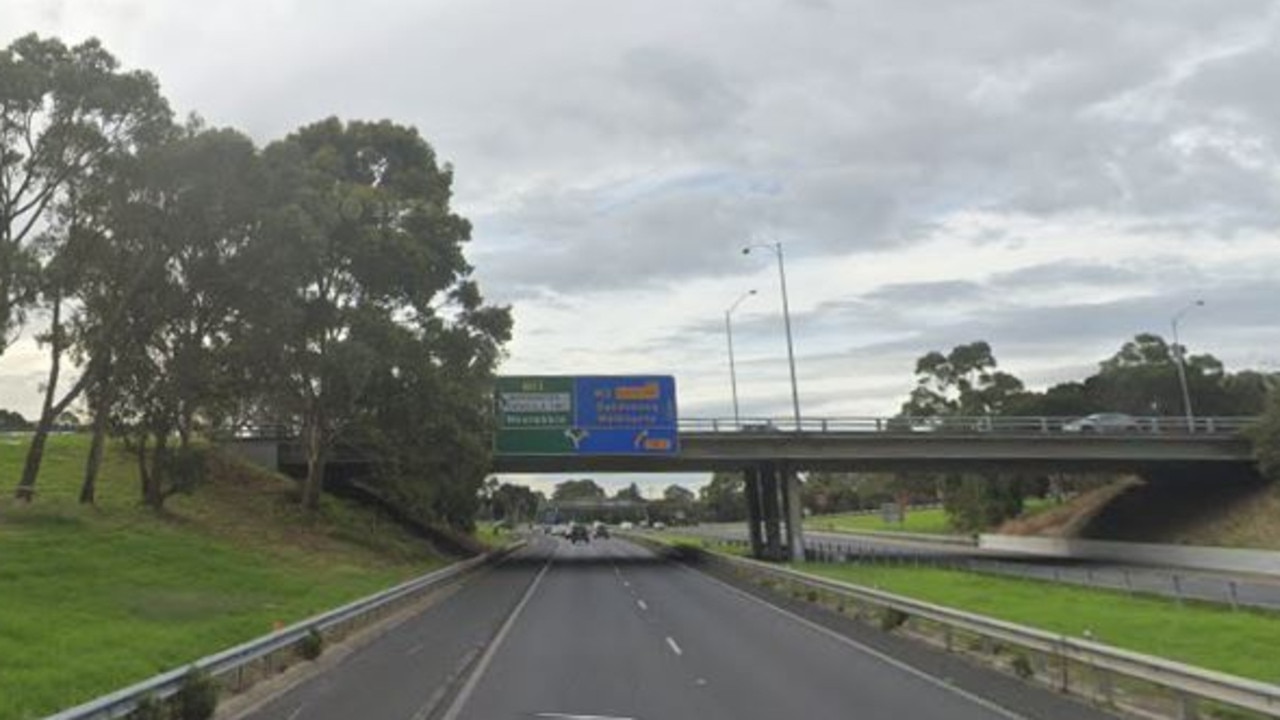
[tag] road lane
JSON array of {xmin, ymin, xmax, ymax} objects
[
  {"xmin": 237, "ymin": 543, "xmax": 549, "ymax": 720},
  {"xmin": 449, "ymin": 537, "xmax": 1093, "ymax": 720}
]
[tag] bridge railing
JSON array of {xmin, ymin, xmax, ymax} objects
[{"xmin": 678, "ymin": 416, "xmax": 1257, "ymax": 435}]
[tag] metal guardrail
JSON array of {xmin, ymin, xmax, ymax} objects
[
  {"xmin": 678, "ymin": 415, "xmax": 1258, "ymax": 435},
  {"xmin": 698, "ymin": 548, "xmax": 1280, "ymax": 718},
  {"xmin": 45, "ymin": 545, "xmax": 519, "ymax": 720}
]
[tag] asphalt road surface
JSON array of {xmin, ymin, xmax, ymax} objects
[
  {"xmin": 688, "ymin": 524, "xmax": 1280, "ymax": 610},
  {"xmin": 240, "ymin": 536, "xmax": 1111, "ymax": 720}
]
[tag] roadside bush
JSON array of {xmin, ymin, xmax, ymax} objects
[
  {"xmin": 131, "ymin": 695, "xmax": 166, "ymax": 720},
  {"xmin": 1248, "ymin": 390, "xmax": 1280, "ymax": 482},
  {"xmin": 1011, "ymin": 653, "xmax": 1034, "ymax": 680},
  {"xmin": 174, "ymin": 667, "xmax": 217, "ymax": 720},
  {"xmin": 299, "ymin": 628, "xmax": 325, "ymax": 660},
  {"xmin": 878, "ymin": 608, "xmax": 909, "ymax": 631}
]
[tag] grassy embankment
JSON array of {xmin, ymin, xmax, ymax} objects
[
  {"xmin": 807, "ymin": 498, "xmax": 1057, "ymax": 536},
  {"xmin": 795, "ymin": 562, "xmax": 1280, "ymax": 684},
  {"xmin": 0, "ymin": 433, "xmax": 447, "ymax": 719}
]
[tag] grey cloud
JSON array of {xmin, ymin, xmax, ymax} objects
[{"xmin": 989, "ymin": 261, "xmax": 1142, "ymax": 289}]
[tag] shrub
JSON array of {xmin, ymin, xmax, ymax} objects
[
  {"xmin": 131, "ymin": 695, "xmax": 166, "ymax": 720},
  {"xmin": 1011, "ymin": 653, "xmax": 1034, "ymax": 680},
  {"xmin": 299, "ymin": 628, "xmax": 325, "ymax": 660},
  {"xmin": 879, "ymin": 608, "xmax": 909, "ymax": 631},
  {"xmin": 175, "ymin": 667, "xmax": 218, "ymax": 720},
  {"xmin": 1248, "ymin": 390, "xmax": 1280, "ymax": 482}
]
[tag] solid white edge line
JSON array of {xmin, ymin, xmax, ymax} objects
[
  {"xmin": 440, "ymin": 550, "xmax": 555, "ymax": 720},
  {"xmin": 678, "ymin": 564, "xmax": 1030, "ymax": 720},
  {"xmin": 665, "ymin": 636, "xmax": 683, "ymax": 656}
]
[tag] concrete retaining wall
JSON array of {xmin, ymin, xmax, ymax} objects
[{"xmin": 978, "ymin": 534, "xmax": 1280, "ymax": 577}]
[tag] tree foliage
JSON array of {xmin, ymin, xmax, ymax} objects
[
  {"xmin": 1249, "ymin": 388, "xmax": 1280, "ymax": 482},
  {"xmin": 0, "ymin": 35, "xmax": 510, "ymax": 526},
  {"xmin": 552, "ymin": 479, "xmax": 607, "ymax": 502}
]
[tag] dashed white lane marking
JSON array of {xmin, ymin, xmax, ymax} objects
[
  {"xmin": 534, "ymin": 714, "xmax": 635, "ymax": 720},
  {"xmin": 636, "ymin": 599, "xmax": 648, "ymax": 611},
  {"xmin": 406, "ymin": 642, "xmax": 425, "ymax": 656},
  {"xmin": 665, "ymin": 636, "xmax": 683, "ymax": 656},
  {"xmin": 440, "ymin": 554, "xmax": 555, "ymax": 720},
  {"xmin": 680, "ymin": 565, "xmax": 1028, "ymax": 720},
  {"xmin": 285, "ymin": 705, "xmax": 304, "ymax": 720}
]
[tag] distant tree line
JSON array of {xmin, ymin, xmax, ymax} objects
[
  {"xmin": 0, "ymin": 34, "xmax": 510, "ymax": 527},
  {"xmin": 481, "ymin": 478, "xmax": 702, "ymax": 526}
]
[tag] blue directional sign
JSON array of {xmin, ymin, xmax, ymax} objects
[{"xmin": 495, "ymin": 375, "xmax": 678, "ymax": 456}]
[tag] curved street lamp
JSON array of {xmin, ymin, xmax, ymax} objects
[
  {"xmin": 1170, "ymin": 299, "xmax": 1205, "ymax": 432},
  {"xmin": 742, "ymin": 240, "xmax": 801, "ymax": 431},
  {"xmin": 725, "ymin": 290, "xmax": 757, "ymax": 427}
]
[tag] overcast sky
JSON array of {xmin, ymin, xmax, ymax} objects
[{"xmin": 4, "ymin": 0, "xmax": 1279, "ymax": 494}]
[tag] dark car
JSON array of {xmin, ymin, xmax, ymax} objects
[
  {"xmin": 593, "ymin": 524, "xmax": 610, "ymax": 539},
  {"xmin": 568, "ymin": 523, "xmax": 591, "ymax": 544}
]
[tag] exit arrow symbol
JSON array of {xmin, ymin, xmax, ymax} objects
[{"xmin": 565, "ymin": 428, "xmax": 589, "ymax": 449}]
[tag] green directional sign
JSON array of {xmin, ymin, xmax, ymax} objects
[{"xmin": 495, "ymin": 376, "xmax": 576, "ymax": 454}]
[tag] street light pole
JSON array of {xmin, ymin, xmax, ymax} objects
[
  {"xmin": 1171, "ymin": 299, "xmax": 1205, "ymax": 432},
  {"xmin": 743, "ymin": 241, "xmax": 801, "ymax": 431},
  {"xmin": 725, "ymin": 289, "xmax": 757, "ymax": 428}
]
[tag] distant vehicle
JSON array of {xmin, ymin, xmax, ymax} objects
[
  {"xmin": 740, "ymin": 421, "xmax": 777, "ymax": 432},
  {"xmin": 568, "ymin": 523, "xmax": 591, "ymax": 544},
  {"xmin": 1063, "ymin": 413, "xmax": 1140, "ymax": 433},
  {"xmin": 619, "ymin": 521, "xmax": 635, "ymax": 530},
  {"xmin": 652, "ymin": 521, "xmax": 666, "ymax": 530},
  {"xmin": 593, "ymin": 524, "xmax": 610, "ymax": 539}
]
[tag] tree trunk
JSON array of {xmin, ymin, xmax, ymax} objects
[
  {"xmin": 80, "ymin": 412, "xmax": 108, "ymax": 505},
  {"xmin": 79, "ymin": 359, "xmax": 114, "ymax": 505},
  {"xmin": 302, "ymin": 418, "xmax": 327, "ymax": 510},
  {"xmin": 145, "ymin": 433, "xmax": 167, "ymax": 509},
  {"xmin": 15, "ymin": 295, "xmax": 63, "ymax": 502},
  {"xmin": 136, "ymin": 434, "xmax": 151, "ymax": 503}
]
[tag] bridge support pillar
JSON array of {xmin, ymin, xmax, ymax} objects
[
  {"xmin": 759, "ymin": 463, "xmax": 783, "ymax": 560},
  {"xmin": 782, "ymin": 465, "xmax": 806, "ymax": 563},
  {"xmin": 743, "ymin": 467, "xmax": 765, "ymax": 558}
]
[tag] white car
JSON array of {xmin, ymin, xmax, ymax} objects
[{"xmin": 1063, "ymin": 413, "xmax": 1140, "ymax": 433}]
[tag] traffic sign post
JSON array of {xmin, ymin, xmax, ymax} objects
[{"xmin": 495, "ymin": 375, "xmax": 678, "ymax": 456}]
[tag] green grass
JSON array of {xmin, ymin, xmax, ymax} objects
[
  {"xmin": 793, "ymin": 561, "xmax": 1280, "ymax": 684},
  {"xmin": 644, "ymin": 530, "xmax": 750, "ymax": 556},
  {"xmin": 0, "ymin": 433, "xmax": 443, "ymax": 719},
  {"xmin": 807, "ymin": 498, "xmax": 1057, "ymax": 535}
]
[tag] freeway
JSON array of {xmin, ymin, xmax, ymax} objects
[
  {"xmin": 687, "ymin": 524, "xmax": 1280, "ymax": 610},
  {"xmin": 237, "ymin": 536, "xmax": 1111, "ymax": 720}
]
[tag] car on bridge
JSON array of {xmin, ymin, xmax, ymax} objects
[{"xmin": 1062, "ymin": 412, "xmax": 1140, "ymax": 433}]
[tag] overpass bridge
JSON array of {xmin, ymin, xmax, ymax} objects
[
  {"xmin": 492, "ymin": 415, "xmax": 1255, "ymax": 474},
  {"xmin": 228, "ymin": 415, "xmax": 1258, "ymax": 563}
]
